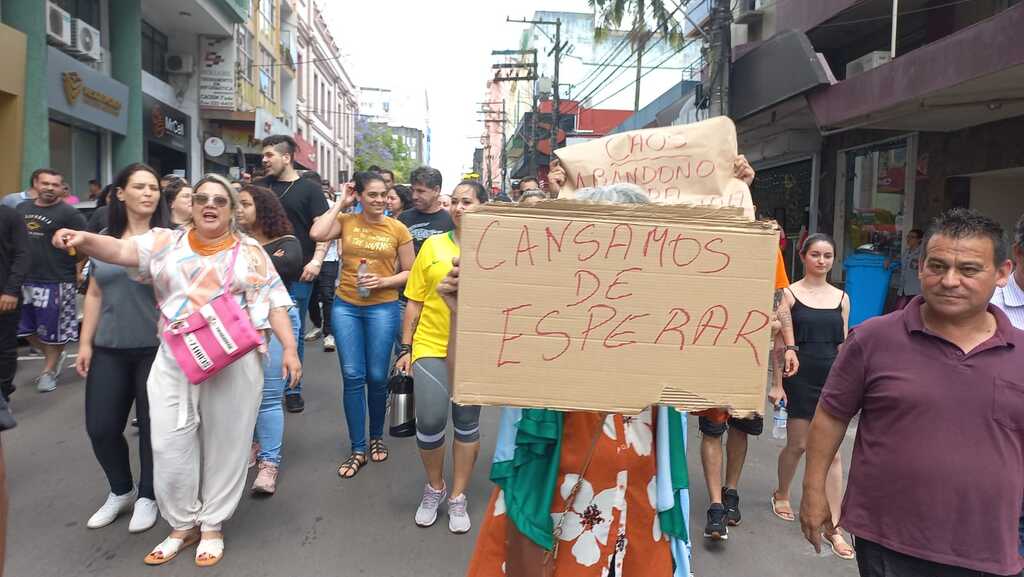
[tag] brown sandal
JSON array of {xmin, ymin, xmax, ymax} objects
[
  {"xmin": 337, "ymin": 452, "xmax": 367, "ymax": 479},
  {"xmin": 369, "ymin": 439, "xmax": 389, "ymax": 463}
]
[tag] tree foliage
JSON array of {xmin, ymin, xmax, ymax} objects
[
  {"xmin": 589, "ymin": 0, "xmax": 685, "ymax": 47},
  {"xmin": 354, "ymin": 117, "xmax": 416, "ymax": 182}
]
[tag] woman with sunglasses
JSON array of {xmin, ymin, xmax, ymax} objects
[
  {"xmin": 53, "ymin": 174, "xmax": 300, "ymax": 568},
  {"xmin": 77, "ymin": 163, "xmax": 169, "ymax": 534},
  {"xmin": 310, "ymin": 171, "xmax": 414, "ymax": 479},
  {"xmin": 237, "ymin": 184, "xmax": 302, "ymax": 495}
]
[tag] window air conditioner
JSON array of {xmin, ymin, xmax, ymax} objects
[
  {"xmin": 46, "ymin": 2, "xmax": 72, "ymax": 47},
  {"xmin": 734, "ymin": 0, "xmax": 766, "ymax": 25},
  {"xmin": 165, "ymin": 54, "xmax": 195, "ymax": 74},
  {"xmin": 845, "ymin": 51, "xmax": 892, "ymax": 78},
  {"xmin": 70, "ymin": 18, "xmax": 102, "ymax": 62}
]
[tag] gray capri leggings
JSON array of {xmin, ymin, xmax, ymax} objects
[{"xmin": 412, "ymin": 358, "xmax": 481, "ymax": 450}]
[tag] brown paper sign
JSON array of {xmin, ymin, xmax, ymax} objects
[{"xmin": 555, "ymin": 116, "xmax": 754, "ymax": 217}]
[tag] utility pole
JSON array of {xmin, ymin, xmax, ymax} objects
[
  {"xmin": 706, "ymin": 0, "xmax": 732, "ymax": 117},
  {"xmin": 508, "ymin": 16, "xmax": 567, "ymax": 174},
  {"xmin": 489, "ymin": 48, "xmax": 538, "ymax": 185},
  {"xmin": 478, "ymin": 100, "xmax": 508, "ymax": 194}
]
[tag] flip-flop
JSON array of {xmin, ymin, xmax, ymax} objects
[
  {"xmin": 825, "ymin": 531, "xmax": 856, "ymax": 560},
  {"xmin": 195, "ymin": 537, "xmax": 225, "ymax": 567},
  {"xmin": 771, "ymin": 495, "xmax": 796, "ymax": 522},
  {"xmin": 144, "ymin": 533, "xmax": 200, "ymax": 566}
]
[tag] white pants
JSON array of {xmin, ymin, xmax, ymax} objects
[{"xmin": 147, "ymin": 345, "xmax": 262, "ymax": 532}]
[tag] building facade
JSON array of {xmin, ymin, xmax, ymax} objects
[{"xmin": 295, "ymin": 0, "xmax": 357, "ymax": 187}]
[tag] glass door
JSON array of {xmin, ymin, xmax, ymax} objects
[{"xmin": 844, "ymin": 139, "xmax": 910, "ymax": 263}]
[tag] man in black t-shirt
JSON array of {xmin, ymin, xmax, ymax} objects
[
  {"xmin": 16, "ymin": 169, "xmax": 86, "ymax": 393},
  {"xmin": 398, "ymin": 166, "xmax": 454, "ymax": 254},
  {"xmin": 259, "ymin": 135, "xmax": 330, "ymax": 413},
  {"xmin": 0, "ymin": 205, "xmax": 29, "ymax": 400}
]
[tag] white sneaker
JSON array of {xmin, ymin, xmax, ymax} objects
[
  {"xmin": 129, "ymin": 498, "xmax": 159, "ymax": 533},
  {"xmin": 304, "ymin": 327, "xmax": 323, "ymax": 341},
  {"xmin": 87, "ymin": 491, "xmax": 136, "ymax": 529},
  {"xmin": 448, "ymin": 494, "xmax": 471, "ymax": 534},
  {"xmin": 415, "ymin": 483, "xmax": 447, "ymax": 527},
  {"xmin": 323, "ymin": 335, "xmax": 336, "ymax": 352}
]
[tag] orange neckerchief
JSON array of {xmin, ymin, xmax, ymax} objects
[{"xmin": 188, "ymin": 229, "xmax": 238, "ymax": 256}]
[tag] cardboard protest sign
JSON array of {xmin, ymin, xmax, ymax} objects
[
  {"xmin": 555, "ymin": 116, "xmax": 754, "ymax": 217},
  {"xmin": 452, "ymin": 202, "xmax": 778, "ymax": 416}
]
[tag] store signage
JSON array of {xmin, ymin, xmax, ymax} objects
[
  {"xmin": 204, "ymin": 137, "xmax": 226, "ymax": 158},
  {"xmin": 47, "ymin": 47, "xmax": 129, "ymax": 135},
  {"xmin": 199, "ymin": 35, "xmax": 236, "ymax": 109},
  {"xmin": 254, "ymin": 108, "xmax": 290, "ymax": 139},
  {"xmin": 143, "ymin": 94, "xmax": 189, "ymax": 152}
]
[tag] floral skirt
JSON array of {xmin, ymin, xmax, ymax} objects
[{"xmin": 466, "ymin": 410, "xmax": 674, "ymax": 577}]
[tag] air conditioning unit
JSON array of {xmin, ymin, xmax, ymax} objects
[
  {"xmin": 845, "ymin": 51, "xmax": 892, "ymax": 78},
  {"xmin": 69, "ymin": 18, "xmax": 102, "ymax": 62},
  {"xmin": 46, "ymin": 2, "xmax": 72, "ymax": 47},
  {"xmin": 165, "ymin": 53, "xmax": 195, "ymax": 74},
  {"xmin": 734, "ymin": 0, "xmax": 766, "ymax": 25}
]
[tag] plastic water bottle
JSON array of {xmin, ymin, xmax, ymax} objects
[
  {"xmin": 772, "ymin": 401, "xmax": 788, "ymax": 440},
  {"xmin": 357, "ymin": 258, "xmax": 371, "ymax": 299}
]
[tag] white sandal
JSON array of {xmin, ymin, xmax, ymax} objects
[
  {"xmin": 195, "ymin": 537, "xmax": 225, "ymax": 567},
  {"xmin": 143, "ymin": 533, "xmax": 199, "ymax": 566}
]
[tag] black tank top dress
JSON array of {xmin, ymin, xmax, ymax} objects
[{"xmin": 782, "ymin": 289, "xmax": 845, "ymax": 420}]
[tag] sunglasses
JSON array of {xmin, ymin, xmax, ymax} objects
[{"xmin": 192, "ymin": 193, "xmax": 230, "ymax": 208}]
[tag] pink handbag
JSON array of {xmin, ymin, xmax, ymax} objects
[{"xmin": 163, "ymin": 242, "xmax": 262, "ymax": 384}]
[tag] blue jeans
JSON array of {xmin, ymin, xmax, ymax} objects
[
  {"xmin": 254, "ymin": 306, "xmax": 301, "ymax": 465},
  {"xmin": 333, "ymin": 298, "xmax": 400, "ymax": 453},
  {"xmin": 286, "ymin": 282, "xmax": 313, "ymax": 397}
]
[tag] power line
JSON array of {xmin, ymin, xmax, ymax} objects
[
  {"xmin": 815, "ymin": 0, "xmax": 976, "ymax": 28},
  {"xmin": 587, "ymin": 33, "xmax": 703, "ymax": 111}
]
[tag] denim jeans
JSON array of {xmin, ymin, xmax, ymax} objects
[
  {"xmin": 332, "ymin": 298, "xmax": 400, "ymax": 453},
  {"xmin": 287, "ymin": 282, "xmax": 313, "ymax": 397},
  {"xmin": 255, "ymin": 306, "xmax": 301, "ymax": 465}
]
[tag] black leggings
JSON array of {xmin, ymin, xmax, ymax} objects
[
  {"xmin": 0, "ymin": 311, "xmax": 18, "ymax": 400},
  {"xmin": 85, "ymin": 346, "xmax": 156, "ymax": 499}
]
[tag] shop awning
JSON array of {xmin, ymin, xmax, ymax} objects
[{"xmin": 730, "ymin": 30, "xmax": 833, "ymax": 121}]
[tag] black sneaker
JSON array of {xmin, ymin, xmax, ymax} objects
[
  {"xmin": 285, "ymin": 394, "xmax": 305, "ymax": 413},
  {"xmin": 723, "ymin": 487, "xmax": 742, "ymax": 526},
  {"xmin": 704, "ymin": 503, "xmax": 729, "ymax": 540}
]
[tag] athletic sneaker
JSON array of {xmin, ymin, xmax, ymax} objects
[
  {"xmin": 87, "ymin": 490, "xmax": 136, "ymax": 529},
  {"xmin": 323, "ymin": 335, "xmax": 336, "ymax": 352},
  {"xmin": 285, "ymin": 394, "xmax": 305, "ymax": 413},
  {"xmin": 704, "ymin": 503, "xmax": 729, "ymax": 541},
  {"xmin": 723, "ymin": 487, "xmax": 742, "ymax": 526},
  {"xmin": 415, "ymin": 483, "xmax": 447, "ymax": 527},
  {"xmin": 129, "ymin": 498, "xmax": 159, "ymax": 533},
  {"xmin": 304, "ymin": 327, "xmax": 323, "ymax": 341},
  {"xmin": 36, "ymin": 371, "xmax": 57, "ymax": 393},
  {"xmin": 448, "ymin": 494, "xmax": 471, "ymax": 534}
]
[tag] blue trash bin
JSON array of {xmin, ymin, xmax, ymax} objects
[{"xmin": 843, "ymin": 252, "xmax": 893, "ymax": 327}]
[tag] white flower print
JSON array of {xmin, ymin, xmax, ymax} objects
[
  {"xmin": 647, "ymin": 476, "xmax": 664, "ymax": 542},
  {"xmin": 552, "ymin": 474, "xmax": 618, "ymax": 567},
  {"xmin": 603, "ymin": 413, "xmax": 617, "ymax": 440},
  {"xmin": 621, "ymin": 409, "xmax": 653, "ymax": 456},
  {"xmin": 494, "ymin": 490, "xmax": 506, "ymax": 517}
]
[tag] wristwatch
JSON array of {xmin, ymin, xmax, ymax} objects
[{"xmin": 785, "ymin": 345, "xmax": 799, "ymax": 352}]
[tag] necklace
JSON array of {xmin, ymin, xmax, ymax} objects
[{"xmin": 275, "ymin": 179, "xmax": 297, "ymax": 201}]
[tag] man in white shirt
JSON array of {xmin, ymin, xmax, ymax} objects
[
  {"xmin": 0, "ymin": 168, "xmax": 47, "ymax": 209},
  {"xmin": 990, "ymin": 213, "xmax": 1024, "ymax": 560}
]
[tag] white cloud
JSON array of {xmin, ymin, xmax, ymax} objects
[{"xmin": 321, "ymin": 0, "xmax": 590, "ymax": 187}]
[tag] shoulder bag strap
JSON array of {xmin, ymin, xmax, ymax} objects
[{"xmin": 549, "ymin": 413, "xmax": 607, "ymax": 562}]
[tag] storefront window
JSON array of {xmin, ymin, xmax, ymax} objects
[
  {"xmin": 49, "ymin": 120, "xmax": 99, "ymax": 200},
  {"xmin": 844, "ymin": 140, "xmax": 909, "ymax": 261},
  {"xmin": 750, "ymin": 159, "xmax": 813, "ymax": 280}
]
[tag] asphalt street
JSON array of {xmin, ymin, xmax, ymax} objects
[{"xmin": 4, "ymin": 340, "xmax": 859, "ymax": 577}]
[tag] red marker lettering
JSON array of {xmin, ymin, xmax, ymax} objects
[
  {"xmin": 474, "ymin": 219, "xmax": 506, "ymax": 271},
  {"xmin": 693, "ymin": 305, "xmax": 729, "ymax": 346},
  {"xmin": 654, "ymin": 308, "xmax": 691, "ymax": 351},
  {"xmin": 514, "ymin": 225, "xmax": 538, "ymax": 267},
  {"xmin": 733, "ymin": 310, "xmax": 770, "ymax": 367},
  {"xmin": 605, "ymin": 267, "xmax": 642, "ymax": 301},
  {"xmin": 497, "ymin": 304, "xmax": 531, "ymax": 367},
  {"xmin": 580, "ymin": 304, "xmax": 617, "ymax": 352},
  {"xmin": 604, "ymin": 313, "xmax": 651, "ymax": 349},
  {"xmin": 669, "ymin": 234, "xmax": 701, "ymax": 268},
  {"xmin": 567, "ymin": 269, "xmax": 601, "ymax": 308},
  {"xmin": 699, "ymin": 237, "xmax": 731, "ymax": 274},
  {"xmin": 572, "ymin": 223, "xmax": 601, "ymax": 262},
  {"xmin": 643, "ymin": 227, "xmax": 669, "ymax": 268},
  {"xmin": 544, "ymin": 221, "xmax": 573, "ymax": 262},
  {"xmin": 536, "ymin": 309, "xmax": 571, "ymax": 362},
  {"xmin": 604, "ymin": 224, "xmax": 633, "ymax": 260}
]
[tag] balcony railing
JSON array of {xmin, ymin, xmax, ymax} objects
[{"xmin": 683, "ymin": 0, "xmax": 711, "ymax": 38}]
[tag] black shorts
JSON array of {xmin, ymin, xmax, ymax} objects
[
  {"xmin": 854, "ymin": 537, "xmax": 1022, "ymax": 577},
  {"xmin": 698, "ymin": 413, "xmax": 764, "ymax": 438}
]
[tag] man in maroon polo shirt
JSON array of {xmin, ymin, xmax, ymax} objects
[{"xmin": 801, "ymin": 208, "xmax": 1023, "ymax": 577}]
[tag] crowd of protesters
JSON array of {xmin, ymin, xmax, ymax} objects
[{"xmin": 0, "ymin": 136, "xmax": 1021, "ymax": 577}]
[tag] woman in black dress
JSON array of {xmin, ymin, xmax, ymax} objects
[{"xmin": 770, "ymin": 234, "xmax": 854, "ymax": 560}]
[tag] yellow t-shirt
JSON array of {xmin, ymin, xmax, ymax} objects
[
  {"xmin": 336, "ymin": 213, "xmax": 412, "ymax": 305},
  {"xmin": 404, "ymin": 232, "xmax": 459, "ymax": 363}
]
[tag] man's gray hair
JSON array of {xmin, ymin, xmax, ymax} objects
[{"xmin": 574, "ymin": 183, "xmax": 651, "ymax": 205}]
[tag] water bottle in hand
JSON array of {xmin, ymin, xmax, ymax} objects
[
  {"xmin": 357, "ymin": 258, "xmax": 371, "ymax": 299},
  {"xmin": 772, "ymin": 400, "xmax": 788, "ymax": 440}
]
